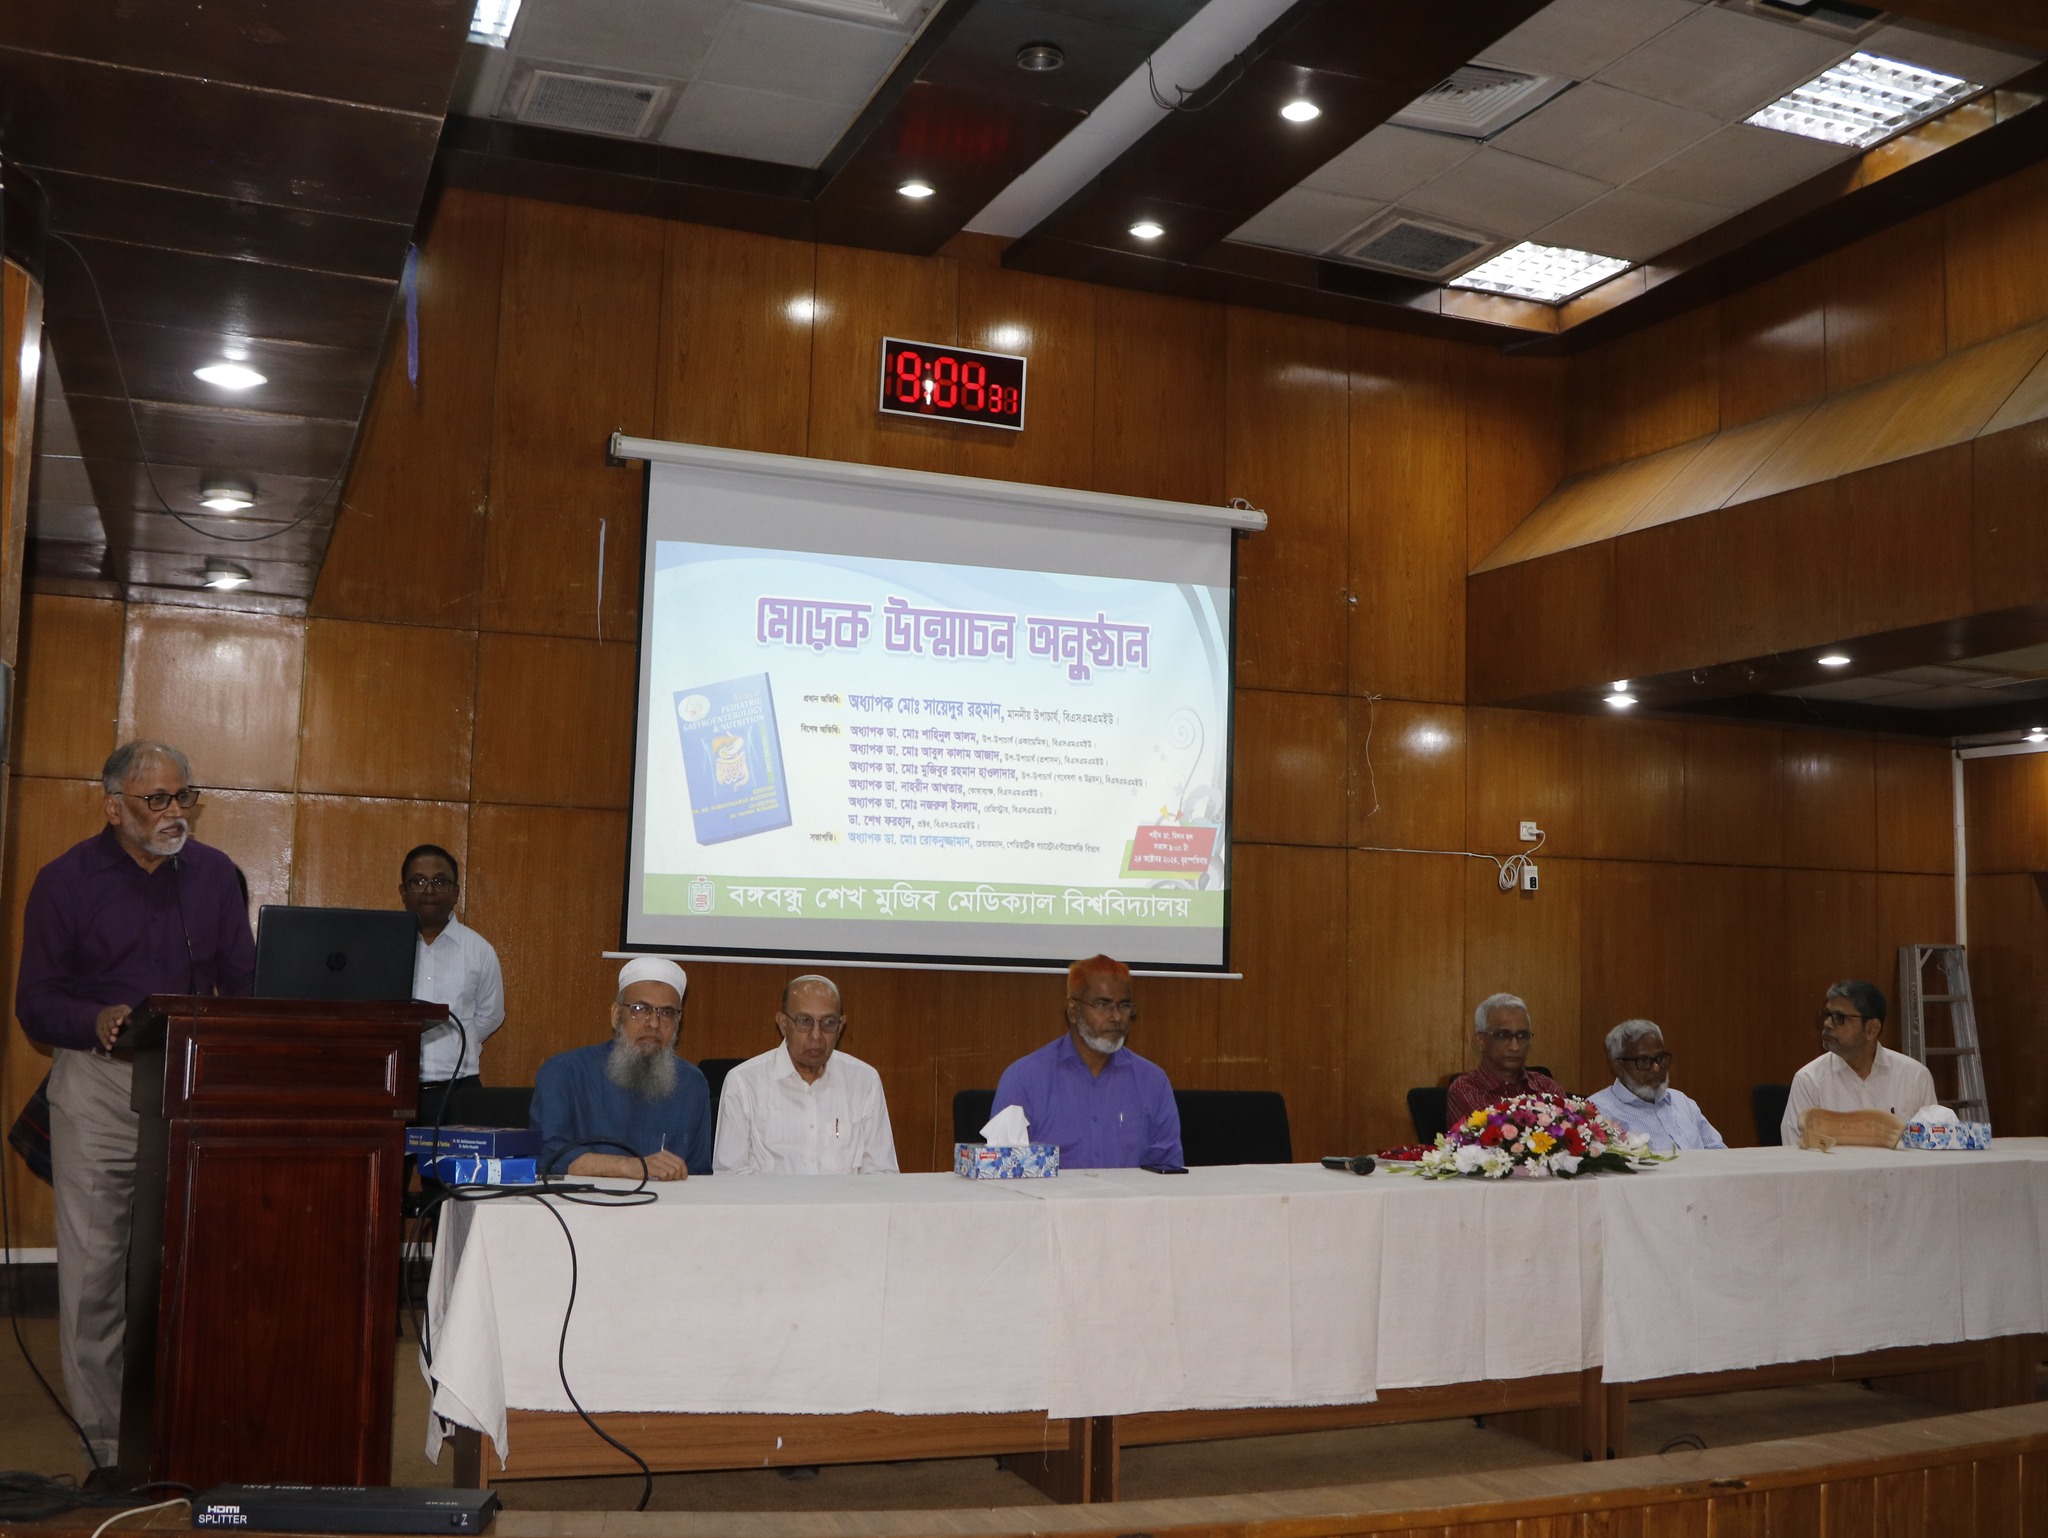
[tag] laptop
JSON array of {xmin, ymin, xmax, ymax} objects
[{"xmin": 253, "ymin": 906, "xmax": 419, "ymax": 1002}]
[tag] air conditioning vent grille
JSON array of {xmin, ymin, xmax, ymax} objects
[
  {"xmin": 1390, "ymin": 65, "xmax": 1569, "ymax": 139},
  {"xmin": 519, "ymin": 70, "xmax": 666, "ymax": 138},
  {"xmin": 1331, "ymin": 211, "xmax": 1497, "ymax": 279}
]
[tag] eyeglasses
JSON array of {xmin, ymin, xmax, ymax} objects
[
  {"xmin": 1817, "ymin": 1009, "xmax": 1866, "ymax": 1028},
  {"xmin": 1618, "ymin": 1051, "xmax": 1674, "ymax": 1070},
  {"xmin": 620, "ymin": 1002, "xmax": 681, "ymax": 1025},
  {"xmin": 1078, "ymin": 997, "xmax": 1135, "ymax": 1016},
  {"xmin": 783, "ymin": 1013, "xmax": 844, "ymax": 1037},
  {"xmin": 1483, "ymin": 1029, "xmax": 1534, "ymax": 1044},
  {"xmin": 403, "ymin": 874, "xmax": 457, "ymax": 893},
  {"xmin": 127, "ymin": 787, "xmax": 201, "ymax": 813}
]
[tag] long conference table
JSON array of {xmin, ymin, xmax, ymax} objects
[{"xmin": 423, "ymin": 1143, "xmax": 2048, "ymax": 1501}]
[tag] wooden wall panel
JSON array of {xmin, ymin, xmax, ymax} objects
[
  {"xmin": 1347, "ymin": 850, "xmax": 1465, "ymax": 1153},
  {"xmin": 955, "ymin": 266, "xmax": 1094, "ymax": 492},
  {"xmin": 1719, "ymin": 260, "xmax": 1826, "ymax": 430},
  {"xmin": 1946, "ymin": 159, "xmax": 2048, "ymax": 351},
  {"xmin": 1871, "ymin": 1469, "xmax": 1927, "ymax": 1538},
  {"xmin": 485, "ymin": 198, "xmax": 661, "ymax": 639},
  {"xmin": 1825, "ymin": 210, "xmax": 1948, "ymax": 394},
  {"xmin": 470, "ymin": 633, "xmax": 634, "ymax": 809},
  {"xmin": 14, "ymin": 592, "xmax": 122, "ymax": 779},
  {"xmin": 1091, "ymin": 288, "xmax": 1224, "ymax": 505},
  {"xmin": 297, "ymin": 619, "xmax": 476, "ymax": 799},
  {"xmin": 1350, "ymin": 697, "xmax": 1465, "ymax": 853},
  {"xmin": 1467, "ymin": 708, "xmax": 1581, "ymax": 859},
  {"xmin": 1466, "ymin": 349, "xmax": 1563, "ymax": 567},
  {"xmin": 1351, "ymin": 327, "xmax": 1466, "ymax": 703},
  {"xmin": 1579, "ymin": 715, "xmax": 1685, "ymax": 864},
  {"xmin": 1229, "ymin": 306, "xmax": 1350, "ymax": 695},
  {"xmin": 1782, "ymin": 865, "xmax": 1878, "ymax": 1078},
  {"xmin": 1466, "ymin": 541, "xmax": 1614, "ymax": 704},
  {"xmin": 314, "ymin": 187, "xmax": 503, "ymax": 628},
  {"xmin": 1970, "ymin": 422, "xmax": 2048, "ymax": 613},
  {"xmin": 655, "ymin": 222, "xmax": 814, "ymax": 457},
  {"xmin": 1231, "ymin": 688, "xmax": 1346, "ymax": 847},
  {"xmin": 195, "ymin": 789, "xmax": 294, "ymax": 913},
  {"xmin": 1875, "ymin": 739, "xmax": 1954, "ymax": 874},
  {"xmin": 1565, "ymin": 306, "xmax": 1719, "ymax": 476},
  {"xmin": 117, "ymin": 606, "xmax": 305, "ymax": 792},
  {"xmin": 290, "ymin": 795, "xmax": 470, "ymax": 912},
  {"xmin": 1683, "ymin": 721, "xmax": 1783, "ymax": 867},
  {"xmin": 1833, "ymin": 446, "xmax": 1974, "ymax": 632},
  {"xmin": 1780, "ymin": 732, "xmax": 1876, "ymax": 871},
  {"xmin": 807, "ymin": 244, "xmax": 957, "ymax": 474},
  {"xmin": 1463, "ymin": 854, "xmax": 1582, "ymax": 1090}
]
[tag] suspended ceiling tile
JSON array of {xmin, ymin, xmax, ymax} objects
[
  {"xmin": 1230, "ymin": 188, "xmax": 1387, "ymax": 253},
  {"xmin": 1629, "ymin": 121, "xmax": 1852, "ymax": 209},
  {"xmin": 697, "ymin": 1, "xmax": 913, "ymax": 106},
  {"xmin": 1780, "ymin": 675, "xmax": 1942, "ymax": 702},
  {"xmin": 1301, "ymin": 124, "xmax": 1479, "ymax": 205},
  {"xmin": 659, "ymin": 80, "xmax": 855, "ymax": 165},
  {"xmin": 1403, "ymin": 146, "xmax": 1613, "ymax": 240},
  {"xmin": 1477, "ymin": 0, "xmax": 1697, "ymax": 81},
  {"xmin": 1860, "ymin": 22, "xmax": 2041, "ymax": 88},
  {"xmin": 1533, "ymin": 183, "xmax": 1729, "ymax": 262},
  {"xmin": 1597, "ymin": 5, "xmax": 1848, "ymax": 120},
  {"xmin": 1489, "ymin": 81, "xmax": 1721, "ymax": 186},
  {"xmin": 513, "ymin": 0, "xmax": 728, "ymax": 79}
]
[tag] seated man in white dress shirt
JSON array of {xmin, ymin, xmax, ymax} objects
[
  {"xmin": 713, "ymin": 974, "xmax": 898, "ymax": 1175},
  {"xmin": 1588, "ymin": 1019, "xmax": 1726, "ymax": 1151},
  {"xmin": 403, "ymin": 843, "xmax": 505, "ymax": 1123},
  {"xmin": 1780, "ymin": 979, "xmax": 1936, "ymax": 1146}
]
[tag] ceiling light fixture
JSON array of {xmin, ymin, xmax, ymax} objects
[
  {"xmin": 468, "ymin": 0, "xmax": 521, "ymax": 47},
  {"xmin": 2029, "ymin": 728, "xmax": 2048, "ymax": 744},
  {"xmin": 1817, "ymin": 652, "xmax": 1853, "ymax": 667},
  {"xmin": 1605, "ymin": 679, "xmax": 1637, "ymax": 709},
  {"xmin": 194, "ymin": 361, "xmax": 266, "ymax": 390},
  {"xmin": 1747, "ymin": 51, "xmax": 1978, "ymax": 149},
  {"xmin": 898, "ymin": 181, "xmax": 935, "ymax": 199},
  {"xmin": 1280, "ymin": 99, "xmax": 1320, "ymax": 123},
  {"xmin": 1129, "ymin": 221, "xmax": 1164, "ymax": 240},
  {"xmin": 201, "ymin": 559, "xmax": 253, "ymax": 592},
  {"xmin": 1451, "ymin": 242, "xmax": 1631, "ymax": 304},
  {"xmin": 198, "ymin": 479, "xmax": 254, "ymax": 514},
  {"xmin": 1015, "ymin": 42, "xmax": 1064, "ymax": 72}
]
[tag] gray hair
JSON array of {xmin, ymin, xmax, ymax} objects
[
  {"xmin": 1473, "ymin": 992, "xmax": 1529, "ymax": 1034},
  {"xmin": 782, "ymin": 973, "xmax": 842, "ymax": 1013},
  {"xmin": 1604, "ymin": 1018, "xmax": 1663, "ymax": 1060},
  {"xmin": 1826, "ymin": 978, "xmax": 1887, "ymax": 1024},
  {"xmin": 101, "ymin": 740, "xmax": 192, "ymax": 794}
]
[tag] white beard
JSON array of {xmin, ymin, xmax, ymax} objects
[
  {"xmin": 1077, "ymin": 1029, "xmax": 1126, "ymax": 1056},
  {"xmin": 606, "ymin": 1036, "xmax": 678, "ymax": 1100}
]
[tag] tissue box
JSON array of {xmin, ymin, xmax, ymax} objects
[
  {"xmin": 432, "ymin": 1156, "xmax": 538, "ymax": 1185},
  {"xmin": 954, "ymin": 1142, "xmax": 1060, "ymax": 1178},
  {"xmin": 1902, "ymin": 1120, "xmax": 1992, "ymax": 1150},
  {"xmin": 406, "ymin": 1124, "xmax": 539, "ymax": 1160}
]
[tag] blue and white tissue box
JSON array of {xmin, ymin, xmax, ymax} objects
[
  {"xmin": 955, "ymin": 1142, "xmax": 1060, "ymax": 1178},
  {"xmin": 1902, "ymin": 1119, "xmax": 1991, "ymax": 1150},
  {"xmin": 432, "ymin": 1156, "xmax": 538, "ymax": 1185},
  {"xmin": 406, "ymin": 1124, "xmax": 539, "ymax": 1160}
]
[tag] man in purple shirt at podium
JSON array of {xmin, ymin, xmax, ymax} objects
[
  {"xmin": 992, "ymin": 955, "xmax": 1182, "ymax": 1169},
  {"xmin": 14, "ymin": 740, "xmax": 255, "ymax": 1478}
]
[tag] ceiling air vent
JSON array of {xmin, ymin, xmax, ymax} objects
[
  {"xmin": 1389, "ymin": 65, "xmax": 1570, "ymax": 139},
  {"xmin": 1329, "ymin": 209, "xmax": 1500, "ymax": 280},
  {"xmin": 1722, "ymin": 0, "xmax": 1888, "ymax": 39},
  {"xmin": 517, "ymin": 70, "xmax": 667, "ymax": 138}
]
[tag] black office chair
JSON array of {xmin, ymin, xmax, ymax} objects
[
  {"xmin": 442, "ymin": 1083, "xmax": 533, "ymax": 1129},
  {"xmin": 1174, "ymin": 1089, "xmax": 1291, "ymax": 1165},
  {"xmin": 1752, "ymin": 1084, "xmax": 1792, "ymax": 1146},
  {"xmin": 699, "ymin": 1057, "xmax": 743, "ymax": 1140},
  {"xmin": 1407, "ymin": 1086, "xmax": 1449, "ymax": 1144},
  {"xmin": 952, "ymin": 1088, "xmax": 997, "ymax": 1146}
]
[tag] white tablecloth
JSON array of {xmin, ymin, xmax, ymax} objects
[{"xmin": 425, "ymin": 1142, "xmax": 2048, "ymax": 1460}]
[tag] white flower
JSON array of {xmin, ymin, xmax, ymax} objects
[
  {"xmin": 1454, "ymin": 1143, "xmax": 1490, "ymax": 1174},
  {"xmin": 1552, "ymin": 1152, "xmax": 1582, "ymax": 1175}
]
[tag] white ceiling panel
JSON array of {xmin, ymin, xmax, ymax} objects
[
  {"xmin": 1860, "ymin": 22, "xmax": 2041, "ymax": 88},
  {"xmin": 698, "ymin": 2, "xmax": 912, "ymax": 106},
  {"xmin": 1478, "ymin": 0, "xmax": 1698, "ymax": 81},
  {"xmin": 661, "ymin": 80, "xmax": 855, "ymax": 164},
  {"xmin": 1301, "ymin": 125, "xmax": 1478, "ymax": 204},
  {"xmin": 1230, "ymin": 188, "xmax": 1388, "ymax": 253},
  {"xmin": 1490, "ymin": 81, "xmax": 1721, "ymax": 185},
  {"xmin": 1782, "ymin": 676, "xmax": 1936, "ymax": 702},
  {"xmin": 1534, "ymin": 185, "xmax": 1729, "ymax": 260},
  {"xmin": 1629, "ymin": 121, "xmax": 1852, "ymax": 208},
  {"xmin": 513, "ymin": 0, "xmax": 727, "ymax": 79},
  {"xmin": 1598, "ymin": 6, "xmax": 1847, "ymax": 119},
  {"xmin": 1403, "ymin": 147, "xmax": 1614, "ymax": 238}
]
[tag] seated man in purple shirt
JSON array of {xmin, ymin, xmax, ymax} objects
[
  {"xmin": 15, "ymin": 740, "xmax": 255, "ymax": 1479},
  {"xmin": 1445, "ymin": 992, "xmax": 1567, "ymax": 1126},
  {"xmin": 991, "ymin": 954, "xmax": 1182, "ymax": 1169}
]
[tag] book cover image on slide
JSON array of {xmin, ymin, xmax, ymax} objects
[{"xmin": 674, "ymin": 673, "xmax": 793, "ymax": 845}]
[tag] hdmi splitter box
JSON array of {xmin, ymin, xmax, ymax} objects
[{"xmin": 192, "ymin": 1484, "xmax": 498, "ymax": 1533}]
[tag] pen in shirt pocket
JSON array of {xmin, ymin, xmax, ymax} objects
[{"xmin": 833, "ymin": 1117, "xmax": 841, "ymax": 1138}]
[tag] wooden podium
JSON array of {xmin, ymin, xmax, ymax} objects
[{"xmin": 115, "ymin": 994, "xmax": 445, "ymax": 1488}]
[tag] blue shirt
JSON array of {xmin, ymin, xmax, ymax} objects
[
  {"xmin": 1589, "ymin": 1080, "xmax": 1727, "ymax": 1152},
  {"xmin": 992, "ymin": 1034, "xmax": 1182, "ymax": 1169},
  {"xmin": 530, "ymin": 1042, "xmax": 713, "ymax": 1175}
]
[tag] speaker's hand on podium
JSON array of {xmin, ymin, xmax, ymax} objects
[{"xmin": 95, "ymin": 1003, "xmax": 131, "ymax": 1052}]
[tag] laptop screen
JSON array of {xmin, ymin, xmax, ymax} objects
[{"xmin": 253, "ymin": 906, "xmax": 419, "ymax": 1002}]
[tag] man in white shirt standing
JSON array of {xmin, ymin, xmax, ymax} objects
[
  {"xmin": 713, "ymin": 974, "xmax": 897, "ymax": 1175},
  {"xmin": 403, "ymin": 843, "xmax": 505, "ymax": 1122},
  {"xmin": 1589, "ymin": 1018, "xmax": 1726, "ymax": 1151},
  {"xmin": 1780, "ymin": 979, "xmax": 1936, "ymax": 1146}
]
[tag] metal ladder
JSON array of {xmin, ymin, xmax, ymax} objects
[{"xmin": 1896, "ymin": 944, "xmax": 1989, "ymax": 1122}]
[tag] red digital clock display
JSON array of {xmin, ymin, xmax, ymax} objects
[{"xmin": 877, "ymin": 337, "xmax": 1026, "ymax": 431}]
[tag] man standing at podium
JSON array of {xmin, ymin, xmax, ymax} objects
[{"xmin": 15, "ymin": 741, "xmax": 255, "ymax": 1476}]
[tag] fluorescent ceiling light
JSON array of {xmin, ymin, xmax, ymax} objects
[
  {"xmin": 194, "ymin": 361, "xmax": 266, "ymax": 390},
  {"xmin": 1817, "ymin": 652, "xmax": 1853, "ymax": 667},
  {"xmin": 469, "ymin": 0, "xmax": 520, "ymax": 47},
  {"xmin": 198, "ymin": 480, "xmax": 254, "ymax": 514},
  {"xmin": 202, "ymin": 559, "xmax": 252, "ymax": 591},
  {"xmin": 1746, "ymin": 51, "xmax": 1978, "ymax": 150},
  {"xmin": 1450, "ymin": 242, "xmax": 1631, "ymax": 304},
  {"xmin": 1129, "ymin": 221, "xmax": 1164, "ymax": 240},
  {"xmin": 1280, "ymin": 99, "xmax": 1320, "ymax": 123},
  {"xmin": 898, "ymin": 181, "xmax": 935, "ymax": 199}
]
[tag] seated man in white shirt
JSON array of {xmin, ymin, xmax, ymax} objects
[
  {"xmin": 713, "ymin": 974, "xmax": 898, "ymax": 1175},
  {"xmin": 403, "ymin": 843, "xmax": 505, "ymax": 1122},
  {"xmin": 1780, "ymin": 979, "xmax": 1936, "ymax": 1146},
  {"xmin": 1588, "ymin": 1018, "xmax": 1726, "ymax": 1151}
]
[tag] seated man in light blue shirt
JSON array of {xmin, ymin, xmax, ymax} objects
[{"xmin": 1588, "ymin": 1019, "xmax": 1726, "ymax": 1152}]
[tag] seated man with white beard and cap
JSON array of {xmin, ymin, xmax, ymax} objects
[
  {"xmin": 529, "ymin": 957, "xmax": 711, "ymax": 1179},
  {"xmin": 1588, "ymin": 1018, "xmax": 1727, "ymax": 1152}
]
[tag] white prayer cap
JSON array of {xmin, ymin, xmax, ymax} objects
[{"xmin": 617, "ymin": 956, "xmax": 688, "ymax": 1000}]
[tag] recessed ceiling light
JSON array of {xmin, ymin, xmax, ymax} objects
[
  {"xmin": 1604, "ymin": 690, "xmax": 1637, "ymax": 709},
  {"xmin": 898, "ymin": 181, "xmax": 935, "ymax": 200},
  {"xmin": 201, "ymin": 559, "xmax": 253, "ymax": 591},
  {"xmin": 2029, "ymin": 728, "xmax": 2048, "ymax": 744},
  {"xmin": 1129, "ymin": 221, "xmax": 1164, "ymax": 240},
  {"xmin": 1451, "ymin": 242, "xmax": 1631, "ymax": 304},
  {"xmin": 194, "ymin": 361, "xmax": 266, "ymax": 390},
  {"xmin": 1015, "ymin": 42, "xmax": 1064, "ymax": 72},
  {"xmin": 1612, "ymin": 681, "xmax": 1630, "ymax": 692},
  {"xmin": 198, "ymin": 479, "xmax": 254, "ymax": 514},
  {"xmin": 468, "ymin": 0, "xmax": 521, "ymax": 47},
  {"xmin": 1747, "ymin": 51, "xmax": 1978, "ymax": 150},
  {"xmin": 1817, "ymin": 653, "xmax": 1853, "ymax": 667},
  {"xmin": 1280, "ymin": 99, "xmax": 1320, "ymax": 123}
]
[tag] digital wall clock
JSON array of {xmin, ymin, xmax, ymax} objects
[{"xmin": 877, "ymin": 337, "xmax": 1026, "ymax": 431}]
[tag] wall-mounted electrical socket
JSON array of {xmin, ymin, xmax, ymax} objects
[{"xmin": 1518, "ymin": 820, "xmax": 1541, "ymax": 842}]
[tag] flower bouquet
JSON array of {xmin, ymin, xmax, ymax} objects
[{"xmin": 1417, "ymin": 1092, "xmax": 1664, "ymax": 1179}]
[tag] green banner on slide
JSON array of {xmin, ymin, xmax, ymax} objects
[{"xmin": 646, "ymin": 873, "xmax": 1223, "ymax": 927}]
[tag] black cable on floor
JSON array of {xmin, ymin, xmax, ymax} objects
[{"xmin": 0, "ymin": 1116, "xmax": 99, "ymax": 1470}]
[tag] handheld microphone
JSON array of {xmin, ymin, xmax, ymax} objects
[{"xmin": 1320, "ymin": 1154, "xmax": 1376, "ymax": 1175}]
